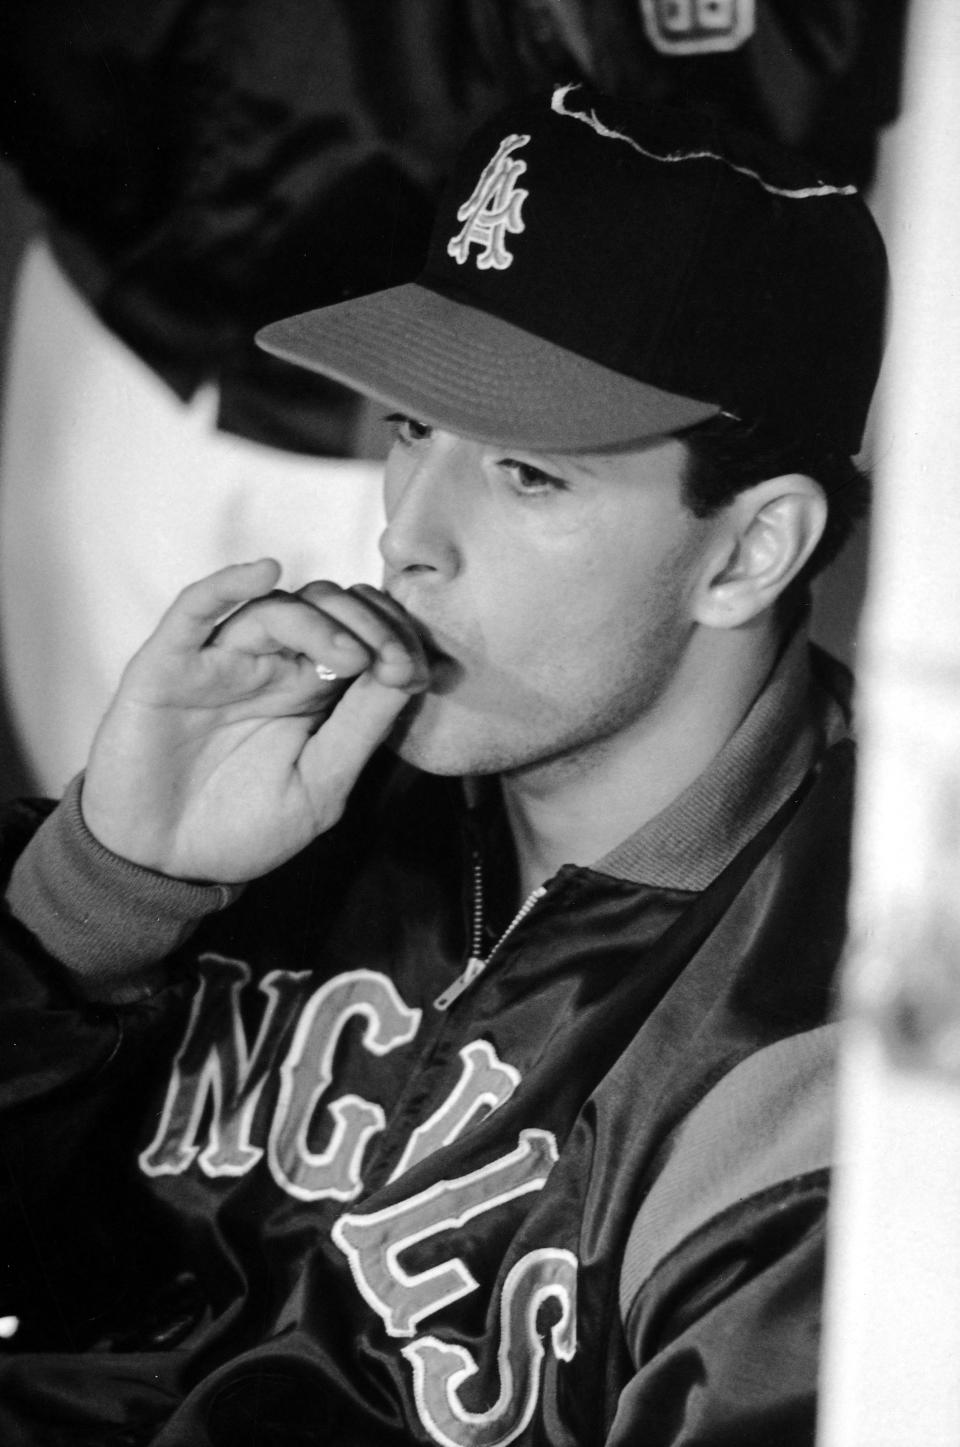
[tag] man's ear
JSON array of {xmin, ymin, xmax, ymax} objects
[{"xmin": 693, "ymin": 474, "xmax": 828, "ymax": 629}]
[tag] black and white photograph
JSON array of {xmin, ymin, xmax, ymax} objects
[{"xmin": 1, "ymin": 4, "xmax": 954, "ymax": 1445}]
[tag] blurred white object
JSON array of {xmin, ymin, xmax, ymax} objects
[
  {"xmin": 820, "ymin": 2, "xmax": 960, "ymax": 1443},
  {"xmin": 0, "ymin": 239, "xmax": 385, "ymax": 794}
]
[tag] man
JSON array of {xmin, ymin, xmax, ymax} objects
[
  {"xmin": 0, "ymin": 85, "xmax": 885, "ymax": 1445},
  {"xmin": 0, "ymin": 0, "xmax": 901, "ymax": 800}
]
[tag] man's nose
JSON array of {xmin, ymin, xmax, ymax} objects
[{"xmin": 379, "ymin": 435, "xmax": 462, "ymax": 579}]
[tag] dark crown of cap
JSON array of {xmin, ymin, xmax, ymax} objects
[{"xmin": 420, "ymin": 85, "xmax": 887, "ymax": 453}]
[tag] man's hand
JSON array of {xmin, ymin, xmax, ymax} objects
[{"xmin": 81, "ymin": 559, "xmax": 431, "ymax": 882}]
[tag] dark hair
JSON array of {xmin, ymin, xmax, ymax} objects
[{"xmin": 678, "ymin": 412, "xmax": 871, "ymax": 625}]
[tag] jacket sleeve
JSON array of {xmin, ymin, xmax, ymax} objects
[
  {"xmin": 0, "ymin": 774, "xmax": 236, "ymax": 1127},
  {"xmin": 0, "ymin": 789, "xmax": 122, "ymax": 1112},
  {"xmin": 608, "ymin": 1026, "xmax": 838, "ymax": 1445},
  {"xmin": 0, "ymin": 783, "xmax": 242, "ymax": 1348},
  {"xmin": 0, "ymin": 776, "xmax": 240, "ymax": 1105}
]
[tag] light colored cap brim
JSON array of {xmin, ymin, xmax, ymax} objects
[{"xmin": 257, "ymin": 283, "xmax": 718, "ymax": 454}]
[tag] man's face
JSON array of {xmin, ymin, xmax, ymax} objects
[{"xmin": 380, "ymin": 418, "xmax": 725, "ymax": 779}]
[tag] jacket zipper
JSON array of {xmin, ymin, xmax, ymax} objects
[{"xmin": 434, "ymin": 849, "xmax": 546, "ymax": 1011}]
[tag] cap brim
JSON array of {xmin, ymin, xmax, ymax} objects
[{"xmin": 256, "ymin": 283, "xmax": 718, "ymax": 454}]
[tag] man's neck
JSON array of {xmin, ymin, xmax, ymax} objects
[{"xmin": 499, "ymin": 626, "xmax": 781, "ymax": 899}]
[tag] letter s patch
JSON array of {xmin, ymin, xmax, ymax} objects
[
  {"xmin": 334, "ymin": 1130, "xmax": 577, "ymax": 1446},
  {"xmin": 405, "ymin": 1249, "xmax": 578, "ymax": 1447}
]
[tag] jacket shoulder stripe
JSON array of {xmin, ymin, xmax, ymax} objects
[{"xmin": 619, "ymin": 1022, "xmax": 839, "ymax": 1319}]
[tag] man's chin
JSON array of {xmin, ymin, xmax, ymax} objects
[
  {"xmin": 385, "ymin": 702, "xmax": 465, "ymax": 776},
  {"xmin": 385, "ymin": 694, "xmax": 504, "ymax": 778}
]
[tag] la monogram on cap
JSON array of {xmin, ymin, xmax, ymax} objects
[{"xmin": 447, "ymin": 134, "xmax": 530, "ymax": 272}]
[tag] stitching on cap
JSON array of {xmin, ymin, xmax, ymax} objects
[{"xmin": 550, "ymin": 83, "xmax": 858, "ymax": 201}]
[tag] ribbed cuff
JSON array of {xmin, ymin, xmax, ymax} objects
[{"xmin": 5, "ymin": 775, "xmax": 243, "ymax": 1001}]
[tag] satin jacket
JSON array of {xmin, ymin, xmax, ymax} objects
[{"xmin": 0, "ymin": 645, "xmax": 852, "ymax": 1446}]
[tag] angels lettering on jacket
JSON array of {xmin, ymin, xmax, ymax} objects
[{"xmin": 138, "ymin": 953, "xmax": 577, "ymax": 1447}]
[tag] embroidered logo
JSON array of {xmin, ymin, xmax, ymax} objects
[
  {"xmin": 640, "ymin": 0, "xmax": 755, "ymax": 55},
  {"xmin": 447, "ymin": 133, "xmax": 531, "ymax": 271}
]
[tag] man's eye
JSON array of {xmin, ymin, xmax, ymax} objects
[
  {"xmin": 385, "ymin": 413, "xmax": 432, "ymax": 446},
  {"xmin": 500, "ymin": 459, "xmax": 566, "ymax": 496}
]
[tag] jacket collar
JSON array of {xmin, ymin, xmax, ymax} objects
[{"xmin": 594, "ymin": 631, "xmax": 851, "ymax": 891}]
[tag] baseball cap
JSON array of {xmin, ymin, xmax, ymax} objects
[{"xmin": 257, "ymin": 84, "xmax": 886, "ymax": 456}]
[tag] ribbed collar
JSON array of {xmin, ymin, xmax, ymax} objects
[{"xmin": 594, "ymin": 630, "xmax": 851, "ymax": 892}]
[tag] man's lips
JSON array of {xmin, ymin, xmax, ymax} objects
[
  {"xmin": 383, "ymin": 592, "xmax": 454, "ymax": 666},
  {"xmin": 395, "ymin": 611, "xmax": 462, "ymax": 693},
  {"xmin": 421, "ymin": 632, "xmax": 452, "ymax": 668},
  {"xmin": 380, "ymin": 583, "xmax": 468, "ymax": 688}
]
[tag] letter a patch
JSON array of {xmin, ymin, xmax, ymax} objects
[{"xmin": 447, "ymin": 134, "xmax": 530, "ymax": 272}]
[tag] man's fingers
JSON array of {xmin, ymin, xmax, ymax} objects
[
  {"xmin": 147, "ymin": 560, "xmax": 284, "ymax": 653},
  {"xmin": 347, "ymin": 584, "xmax": 431, "ymax": 658},
  {"xmin": 142, "ymin": 568, "xmax": 431, "ymax": 697},
  {"xmin": 210, "ymin": 593, "xmax": 373, "ymax": 680},
  {"xmin": 296, "ymin": 582, "xmax": 431, "ymax": 689},
  {"xmin": 299, "ymin": 671, "xmax": 416, "ymax": 811}
]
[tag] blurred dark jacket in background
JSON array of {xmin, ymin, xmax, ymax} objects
[{"xmin": 0, "ymin": 0, "xmax": 906, "ymax": 458}]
